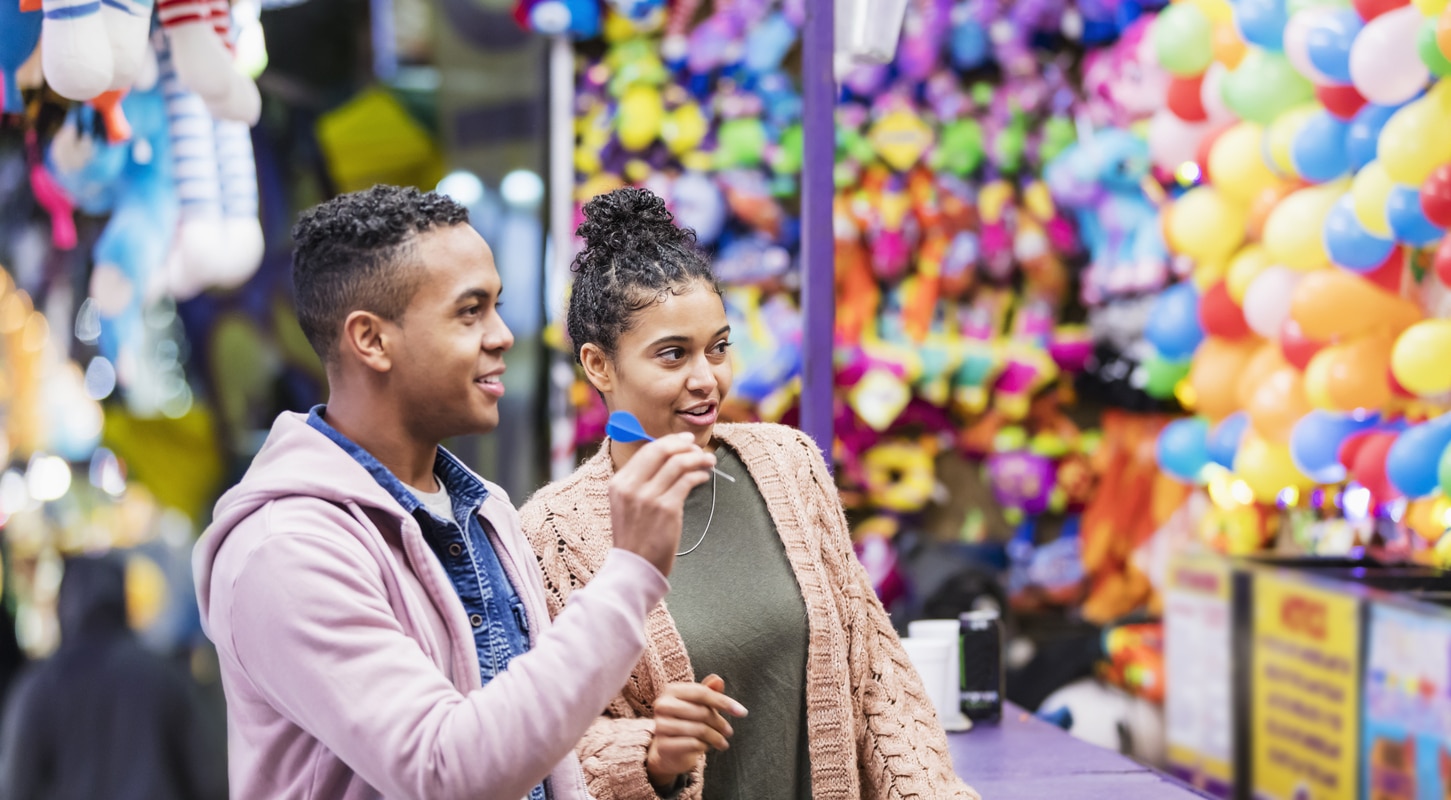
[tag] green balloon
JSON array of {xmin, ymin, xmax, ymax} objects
[
  {"xmin": 1152, "ymin": 3, "xmax": 1214, "ymax": 77},
  {"xmin": 716, "ymin": 119, "xmax": 766, "ymax": 170},
  {"xmin": 773, "ymin": 124, "xmax": 804, "ymax": 174},
  {"xmin": 1144, "ymin": 357, "xmax": 1192, "ymax": 400},
  {"xmin": 932, "ymin": 119, "xmax": 984, "ymax": 176},
  {"xmin": 1439, "ymin": 441, "xmax": 1451, "ymax": 497},
  {"xmin": 1039, "ymin": 116, "xmax": 1076, "ymax": 166},
  {"xmin": 1420, "ymin": 21, "xmax": 1451, "ymax": 78},
  {"xmin": 1222, "ymin": 50, "xmax": 1315, "ymax": 126},
  {"xmin": 1285, "ymin": 0, "xmax": 1350, "ymax": 14}
]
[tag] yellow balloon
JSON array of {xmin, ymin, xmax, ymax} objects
[
  {"xmin": 1391, "ymin": 320, "xmax": 1451, "ymax": 395},
  {"xmin": 1185, "ymin": 0, "xmax": 1235, "ymax": 24},
  {"xmin": 1193, "ymin": 257, "xmax": 1230, "ymax": 290},
  {"xmin": 1169, "ymin": 186, "xmax": 1248, "ymax": 262},
  {"xmin": 1351, "ymin": 161, "xmax": 1395, "ymax": 237},
  {"xmin": 661, "ymin": 102, "xmax": 707, "ymax": 156},
  {"xmin": 1415, "ymin": 0, "xmax": 1450, "ymax": 15},
  {"xmin": 1303, "ymin": 348, "xmax": 1336, "ymax": 409},
  {"xmin": 1226, "ymin": 244, "xmax": 1273, "ymax": 303},
  {"xmin": 1265, "ymin": 104, "xmax": 1317, "ymax": 179},
  {"xmin": 1234, "ymin": 435, "xmax": 1313, "ymax": 504},
  {"xmin": 1209, "ymin": 122, "xmax": 1280, "ymax": 205},
  {"xmin": 1262, "ymin": 181, "xmax": 1346, "ymax": 270},
  {"xmin": 1379, "ymin": 99, "xmax": 1451, "ymax": 187},
  {"xmin": 616, "ymin": 85, "xmax": 664, "ymax": 152}
]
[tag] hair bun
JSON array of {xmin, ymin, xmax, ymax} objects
[{"xmin": 576, "ymin": 187, "xmax": 692, "ymax": 260}]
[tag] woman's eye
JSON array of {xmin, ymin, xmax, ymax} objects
[
  {"xmin": 713, "ymin": 340, "xmax": 733, "ymax": 354},
  {"xmin": 659, "ymin": 348, "xmax": 684, "ymax": 361}
]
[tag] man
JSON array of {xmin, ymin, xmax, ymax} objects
[
  {"xmin": 193, "ymin": 185, "xmax": 716, "ymax": 799},
  {"xmin": 0, "ymin": 554, "xmax": 226, "ymax": 800}
]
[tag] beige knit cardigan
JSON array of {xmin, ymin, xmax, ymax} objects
[{"xmin": 520, "ymin": 422, "xmax": 981, "ymax": 800}]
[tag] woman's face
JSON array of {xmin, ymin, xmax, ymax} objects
[{"xmin": 585, "ymin": 281, "xmax": 733, "ymax": 451}]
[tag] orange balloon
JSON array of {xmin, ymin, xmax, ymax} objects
[
  {"xmin": 1289, "ymin": 270, "xmax": 1423, "ymax": 341},
  {"xmin": 1190, "ymin": 337, "xmax": 1263, "ymax": 420},
  {"xmin": 1246, "ymin": 365, "xmax": 1312, "ymax": 442},
  {"xmin": 1439, "ymin": 6, "xmax": 1451, "ymax": 63},
  {"xmin": 1246, "ymin": 182, "xmax": 1299, "ymax": 242},
  {"xmin": 1236, "ymin": 341, "xmax": 1288, "ymax": 410},
  {"xmin": 1213, "ymin": 22, "xmax": 1248, "ymax": 69},
  {"xmin": 1309, "ymin": 335, "xmax": 1394, "ymax": 412}
]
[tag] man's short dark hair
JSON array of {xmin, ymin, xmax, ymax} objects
[{"xmin": 291, "ymin": 185, "xmax": 470, "ymax": 364}]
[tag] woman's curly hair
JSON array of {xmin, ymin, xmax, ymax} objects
[{"xmin": 566, "ymin": 186, "xmax": 720, "ymax": 364}]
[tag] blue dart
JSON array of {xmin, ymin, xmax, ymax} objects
[{"xmin": 606, "ymin": 410, "xmax": 735, "ymax": 482}]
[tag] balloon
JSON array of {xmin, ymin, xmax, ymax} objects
[
  {"xmin": 1144, "ymin": 356, "xmax": 1193, "ymax": 399},
  {"xmin": 1208, "ymin": 412, "xmax": 1251, "ymax": 467},
  {"xmin": 1168, "ymin": 74, "xmax": 1210, "ymax": 121},
  {"xmin": 1263, "ymin": 181, "xmax": 1346, "ymax": 268},
  {"xmin": 1378, "ymin": 98, "xmax": 1451, "ymax": 185},
  {"xmin": 1238, "ymin": 342, "xmax": 1291, "ymax": 408},
  {"xmin": 1420, "ymin": 17, "xmax": 1451, "ymax": 73},
  {"xmin": 1306, "ymin": 8, "xmax": 1365, "ymax": 82},
  {"xmin": 1387, "ymin": 184, "xmax": 1445, "ymax": 244},
  {"xmin": 1208, "ymin": 122, "xmax": 1280, "ymax": 203},
  {"xmin": 1344, "ymin": 429, "xmax": 1400, "ymax": 503},
  {"xmin": 1316, "ymin": 83, "xmax": 1370, "ymax": 118},
  {"xmin": 1391, "ymin": 319, "xmax": 1451, "ymax": 394},
  {"xmin": 1350, "ymin": 160, "xmax": 1395, "ymax": 235},
  {"xmin": 1355, "ymin": 0, "xmax": 1413, "ymax": 20},
  {"xmin": 1416, "ymin": 0, "xmax": 1449, "ymax": 15},
  {"xmin": 1440, "ymin": 4, "xmax": 1451, "ymax": 58},
  {"xmin": 1155, "ymin": 3, "xmax": 1216, "ymax": 76},
  {"xmin": 617, "ymin": 85, "xmax": 664, "ymax": 151},
  {"xmin": 1290, "ymin": 409, "xmax": 1380, "ymax": 481},
  {"xmin": 1305, "ymin": 335, "xmax": 1395, "ymax": 410},
  {"xmin": 1190, "ymin": 337, "xmax": 1264, "ymax": 419},
  {"xmin": 1248, "ymin": 183, "xmax": 1300, "ymax": 240},
  {"xmin": 1351, "ymin": 7, "xmax": 1432, "ymax": 104},
  {"xmin": 1227, "ymin": 244, "xmax": 1275, "ymax": 302},
  {"xmin": 1289, "ymin": 110, "xmax": 1352, "ymax": 181},
  {"xmin": 1168, "ymin": 186, "xmax": 1248, "ymax": 261},
  {"xmin": 1146, "ymin": 283, "xmax": 1207, "ymax": 359},
  {"xmin": 1437, "ymin": 235, "xmax": 1451, "ymax": 286},
  {"xmin": 1235, "ymin": 435, "xmax": 1314, "ymax": 503},
  {"xmin": 1222, "ymin": 50, "xmax": 1317, "ymax": 124},
  {"xmin": 1248, "ymin": 365, "xmax": 1315, "ymax": 441},
  {"xmin": 1266, "ymin": 104, "xmax": 1318, "ymax": 177},
  {"xmin": 1292, "ymin": 268, "xmax": 1421, "ymax": 339},
  {"xmin": 1281, "ymin": 317, "xmax": 1329, "ymax": 368},
  {"xmin": 1347, "ymin": 102, "xmax": 1404, "ymax": 173},
  {"xmin": 0, "ymin": 3, "xmax": 40, "ymax": 115},
  {"xmin": 1149, "ymin": 109, "xmax": 1215, "ymax": 172},
  {"xmin": 1188, "ymin": 0, "xmax": 1238, "ymax": 24},
  {"xmin": 1363, "ymin": 245, "xmax": 1406, "ymax": 291},
  {"xmin": 1239, "ymin": 0, "xmax": 1291, "ymax": 48},
  {"xmin": 1286, "ymin": 9, "xmax": 1335, "ymax": 81},
  {"xmin": 1421, "ymin": 164, "xmax": 1451, "ymax": 225},
  {"xmin": 1243, "ymin": 266, "xmax": 1305, "ymax": 337},
  {"xmin": 1200, "ymin": 280, "xmax": 1253, "ymax": 339},
  {"xmin": 1387, "ymin": 414, "xmax": 1451, "ymax": 497},
  {"xmin": 1214, "ymin": 22, "xmax": 1250, "ymax": 67},
  {"xmin": 1324, "ymin": 193, "xmax": 1396, "ymax": 269},
  {"xmin": 1438, "ymin": 440, "xmax": 1451, "ymax": 496},
  {"xmin": 1158, "ymin": 417, "xmax": 1213, "ymax": 481}
]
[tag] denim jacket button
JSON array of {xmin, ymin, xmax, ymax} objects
[
  {"xmin": 469, "ymin": 614, "xmax": 484, "ymax": 627},
  {"xmin": 448, "ymin": 543, "xmax": 463, "ymax": 558}
]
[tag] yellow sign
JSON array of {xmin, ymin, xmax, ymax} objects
[
  {"xmin": 1251, "ymin": 572, "xmax": 1361, "ymax": 800},
  {"xmin": 1165, "ymin": 552, "xmax": 1234, "ymax": 797}
]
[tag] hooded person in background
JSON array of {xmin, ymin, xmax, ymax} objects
[{"xmin": 0, "ymin": 554, "xmax": 226, "ymax": 800}]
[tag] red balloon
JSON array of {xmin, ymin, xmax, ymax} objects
[
  {"xmin": 1199, "ymin": 281, "xmax": 1251, "ymax": 339},
  {"xmin": 1435, "ymin": 235, "xmax": 1451, "ymax": 288},
  {"xmin": 1316, "ymin": 84, "xmax": 1369, "ymax": 121},
  {"xmin": 1421, "ymin": 164, "xmax": 1451, "ymax": 228},
  {"xmin": 1352, "ymin": 0, "xmax": 1408, "ymax": 20},
  {"xmin": 1343, "ymin": 430, "xmax": 1400, "ymax": 505},
  {"xmin": 1360, "ymin": 245, "xmax": 1405, "ymax": 293},
  {"xmin": 1167, "ymin": 74, "xmax": 1208, "ymax": 122},
  {"xmin": 1280, "ymin": 318, "xmax": 1327, "ymax": 370},
  {"xmin": 1389, "ymin": 369, "xmax": 1418, "ymax": 399}
]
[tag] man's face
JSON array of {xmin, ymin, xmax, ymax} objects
[{"xmin": 389, "ymin": 224, "xmax": 514, "ymax": 440}]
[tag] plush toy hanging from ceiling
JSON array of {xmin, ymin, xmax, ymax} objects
[
  {"xmin": 39, "ymin": 0, "xmax": 154, "ymax": 101},
  {"xmin": 0, "ymin": 1, "xmax": 41, "ymax": 113},
  {"xmin": 157, "ymin": 0, "xmax": 260, "ymax": 123}
]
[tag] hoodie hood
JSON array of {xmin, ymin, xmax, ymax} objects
[
  {"xmin": 193, "ymin": 412, "xmax": 409, "ymax": 623},
  {"xmin": 58, "ymin": 553, "xmax": 129, "ymax": 642}
]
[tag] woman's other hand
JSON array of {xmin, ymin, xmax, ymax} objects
[{"xmin": 644, "ymin": 674, "xmax": 748, "ymax": 791}]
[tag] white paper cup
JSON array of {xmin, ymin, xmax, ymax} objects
[{"xmin": 908, "ymin": 619, "xmax": 973, "ymax": 732}]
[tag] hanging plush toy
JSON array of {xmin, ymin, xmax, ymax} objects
[
  {"xmin": 40, "ymin": 0, "xmax": 154, "ymax": 101},
  {"xmin": 0, "ymin": 2, "xmax": 41, "ymax": 113},
  {"xmin": 157, "ymin": 0, "xmax": 260, "ymax": 123}
]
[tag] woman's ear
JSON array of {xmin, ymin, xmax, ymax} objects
[{"xmin": 579, "ymin": 343, "xmax": 614, "ymax": 395}]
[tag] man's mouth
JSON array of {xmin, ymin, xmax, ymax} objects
[{"xmin": 476, "ymin": 374, "xmax": 505, "ymax": 398}]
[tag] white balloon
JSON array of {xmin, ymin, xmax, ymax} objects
[
  {"xmin": 1349, "ymin": 6, "xmax": 1430, "ymax": 105},
  {"xmin": 1242, "ymin": 266, "xmax": 1303, "ymax": 338},
  {"xmin": 1200, "ymin": 63, "xmax": 1234, "ymax": 124},
  {"xmin": 1148, "ymin": 108, "xmax": 1213, "ymax": 172},
  {"xmin": 1283, "ymin": 9, "xmax": 1335, "ymax": 85}
]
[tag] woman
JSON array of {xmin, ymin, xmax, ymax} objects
[{"xmin": 521, "ymin": 187, "xmax": 978, "ymax": 800}]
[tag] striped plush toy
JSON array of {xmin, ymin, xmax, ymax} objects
[{"xmin": 157, "ymin": 0, "xmax": 259, "ymax": 122}]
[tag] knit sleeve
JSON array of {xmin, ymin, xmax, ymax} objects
[
  {"xmin": 576, "ymin": 716, "xmax": 704, "ymax": 800},
  {"xmin": 794, "ymin": 431, "xmax": 982, "ymax": 800}
]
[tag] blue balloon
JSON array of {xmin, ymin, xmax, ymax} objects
[
  {"xmin": 950, "ymin": 20, "xmax": 990, "ymax": 70},
  {"xmin": 1324, "ymin": 195, "xmax": 1395, "ymax": 271},
  {"xmin": 1387, "ymin": 185, "xmax": 1445, "ymax": 247},
  {"xmin": 1387, "ymin": 414, "xmax": 1451, "ymax": 498},
  {"xmin": 0, "ymin": 4, "xmax": 40, "ymax": 114},
  {"xmin": 1236, "ymin": 0, "xmax": 1288, "ymax": 51},
  {"xmin": 1208, "ymin": 412, "xmax": 1250, "ymax": 469},
  {"xmin": 1144, "ymin": 282, "xmax": 1205, "ymax": 360},
  {"xmin": 1158, "ymin": 418, "xmax": 1212, "ymax": 482},
  {"xmin": 1290, "ymin": 111, "xmax": 1350, "ymax": 183},
  {"xmin": 1290, "ymin": 410, "xmax": 1381, "ymax": 483},
  {"xmin": 1305, "ymin": 9, "xmax": 1362, "ymax": 85},
  {"xmin": 1346, "ymin": 103, "xmax": 1401, "ymax": 173}
]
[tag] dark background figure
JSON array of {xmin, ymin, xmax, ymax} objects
[{"xmin": 0, "ymin": 554, "xmax": 226, "ymax": 800}]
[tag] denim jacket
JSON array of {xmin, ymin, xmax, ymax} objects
[{"xmin": 308, "ymin": 407, "xmax": 546, "ymax": 800}]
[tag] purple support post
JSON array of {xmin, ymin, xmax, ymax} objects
[{"xmin": 800, "ymin": 0, "xmax": 835, "ymax": 468}]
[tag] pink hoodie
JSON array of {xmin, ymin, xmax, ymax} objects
[{"xmin": 193, "ymin": 412, "xmax": 668, "ymax": 800}]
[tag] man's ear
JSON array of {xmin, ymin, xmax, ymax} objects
[
  {"xmin": 340, "ymin": 310, "xmax": 395, "ymax": 374},
  {"xmin": 579, "ymin": 342, "xmax": 614, "ymax": 395}
]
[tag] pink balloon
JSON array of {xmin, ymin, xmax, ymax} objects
[{"xmin": 1349, "ymin": 6, "xmax": 1429, "ymax": 105}]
